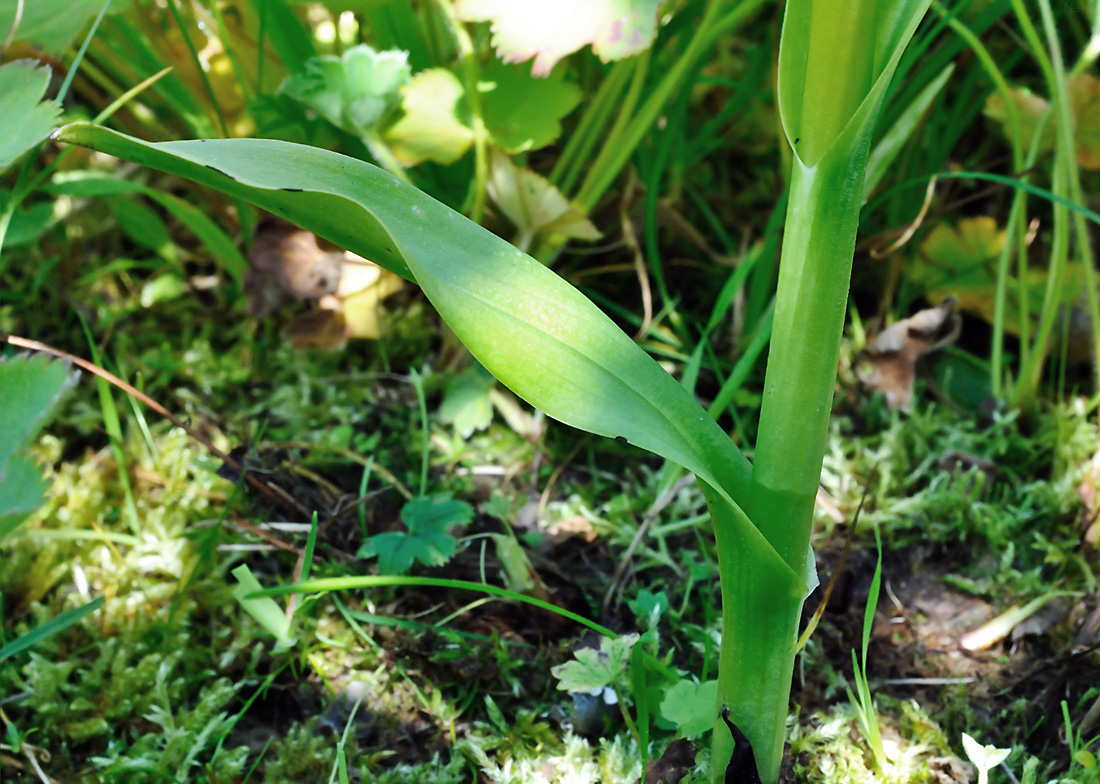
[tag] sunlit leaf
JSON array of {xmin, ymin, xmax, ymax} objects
[
  {"xmin": 438, "ymin": 363, "xmax": 496, "ymax": 438},
  {"xmin": 280, "ymin": 44, "xmax": 411, "ymax": 137},
  {"xmin": 53, "ymin": 122, "xmax": 803, "ymax": 608},
  {"xmin": 480, "ymin": 58, "xmax": 581, "ymax": 152},
  {"xmin": 384, "ymin": 68, "xmax": 473, "ymax": 166},
  {"xmin": 551, "ymin": 633, "xmax": 639, "ymax": 692},
  {"xmin": 488, "ymin": 149, "xmax": 600, "ymax": 247},
  {"xmin": 455, "ymin": 0, "xmax": 663, "ymax": 77},
  {"xmin": 0, "ymin": 61, "xmax": 62, "ymax": 172}
]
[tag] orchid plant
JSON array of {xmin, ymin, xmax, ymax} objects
[{"xmin": 52, "ymin": 1, "xmax": 931, "ymax": 780}]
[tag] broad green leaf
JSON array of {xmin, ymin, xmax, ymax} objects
[
  {"xmin": 480, "ymin": 59, "xmax": 581, "ymax": 153},
  {"xmin": 455, "ymin": 0, "xmax": 662, "ymax": 77},
  {"xmin": 659, "ymin": 679, "xmax": 718, "ymax": 737},
  {"xmin": 0, "ymin": 354, "xmax": 79, "ymax": 537},
  {"xmin": 384, "ymin": 68, "xmax": 473, "ymax": 166},
  {"xmin": 52, "ymin": 123, "xmax": 804, "ymax": 602},
  {"xmin": 778, "ymin": 0, "xmax": 931, "ymax": 166},
  {"xmin": 280, "ymin": 44, "xmax": 411, "ymax": 138},
  {"xmin": 0, "ymin": 61, "xmax": 62, "ymax": 172},
  {"xmin": 357, "ymin": 492, "xmax": 473, "ymax": 574},
  {"xmin": 551, "ymin": 633, "xmax": 638, "ymax": 692}
]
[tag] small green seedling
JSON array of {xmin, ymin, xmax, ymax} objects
[
  {"xmin": 961, "ymin": 732, "xmax": 1011, "ymax": 784},
  {"xmin": 357, "ymin": 492, "xmax": 473, "ymax": 575}
]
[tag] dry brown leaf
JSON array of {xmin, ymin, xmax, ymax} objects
[
  {"xmin": 245, "ymin": 217, "xmax": 344, "ymax": 316},
  {"xmin": 245, "ymin": 216, "xmax": 403, "ymax": 347},
  {"xmin": 858, "ymin": 297, "xmax": 961, "ymax": 410},
  {"xmin": 645, "ymin": 738, "xmax": 696, "ymax": 784}
]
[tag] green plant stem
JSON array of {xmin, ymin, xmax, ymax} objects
[
  {"xmin": 932, "ymin": 0, "xmax": 1030, "ymax": 395},
  {"xmin": 706, "ymin": 485, "xmax": 804, "ymax": 784},
  {"xmin": 364, "ymin": 130, "xmax": 410, "ymax": 182},
  {"xmin": 747, "ymin": 150, "xmax": 866, "ymax": 572},
  {"xmin": 435, "ymin": 0, "xmax": 488, "ymax": 221},
  {"xmin": 1037, "ymin": 0, "xmax": 1100, "ymax": 400}
]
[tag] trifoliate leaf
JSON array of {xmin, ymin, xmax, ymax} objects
[
  {"xmin": 384, "ymin": 68, "xmax": 473, "ymax": 166},
  {"xmin": 357, "ymin": 492, "xmax": 473, "ymax": 574},
  {"xmin": 659, "ymin": 679, "xmax": 718, "ymax": 737},
  {"xmin": 480, "ymin": 58, "xmax": 581, "ymax": 152},
  {"xmin": 551, "ymin": 633, "xmax": 639, "ymax": 692},
  {"xmin": 438, "ymin": 363, "xmax": 496, "ymax": 438},
  {"xmin": 488, "ymin": 149, "xmax": 600, "ymax": 247},
  {"xmin": 456, "ymin": 0, "xmax": 663, "ymax": 77},
  {"xmin": 281, "ymin": 44, "xmax": 411, "ymax": 138},
  {"xmin": 0, "ymin": 61, "xmax": 62, "ymax": 172}
]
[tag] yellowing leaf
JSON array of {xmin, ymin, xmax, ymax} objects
[
  {"xmin": 983, "ymin": 85, "xmax": 1054, "ymax": 153},
  {"xmin": 340, "ymin": 259, "xmax": 404, "ymax": 339},
  {"xmin": 984, "ymin": 74, "xmax": 1100, "ymax": 169},
  {"xmin": 384, "ymin": 68, "xmax": 473, "ymax": 166},
  {"xmin": 1069, "ymin": 72, "xmax": 1100, "ymax": 169},
  {"xmin": 908, "ymin": 217, "xmax": 1086, "ymax": 338},
  {"xmin": 488, "ymin": 150, "xmax": 600, "ymax": 249},
  {"xmin": 455, "ymin": 0, "xmax": 663, "ymax": 77}
]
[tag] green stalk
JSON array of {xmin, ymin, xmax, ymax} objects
[
  {"xmin": 716, "ymin": 2, "xmax": 930, "ymax": 780},
  {"xmin": 747, "ymin": 150, "xmax": 868, "ymax": 569}
]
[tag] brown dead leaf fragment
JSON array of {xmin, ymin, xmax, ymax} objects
[
  {"xmin": 858, "ymin": 297, "xmax": 961, "ymax": 409},
  {"xmin": 245, "ymin": 216, "xmax": 403, "ymax": 349},
  {"xmin": 644, "ymin": 738, "xmax": 696, "ymax": 784},
  {"xmin": 245, "ymin": 216, "xmax": 343, "ymax": 316}
]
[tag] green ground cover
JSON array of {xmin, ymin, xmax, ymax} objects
[{"xmin": 1, "ymin": 1, "xmax": 1098, "ymax": 782}]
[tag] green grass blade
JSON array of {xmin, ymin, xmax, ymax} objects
[{"xmin": 0, "ymin": 596, "xmax": 105, "ymax": 661}]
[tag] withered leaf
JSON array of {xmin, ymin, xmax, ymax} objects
[
  {"xmin": 721, "ymin": 708, "xmax": 762, "ymax": 784},
  {"xmin": 644, "ymin": 738, "xmax": 696, "ymax": 784},
  {"xmin": 245, "ymin": 216, "xmax": 343, "ymax": 316},
  {"xmin": 859, "ymin": 297, "xmax": 961, "ymax": 410}
]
